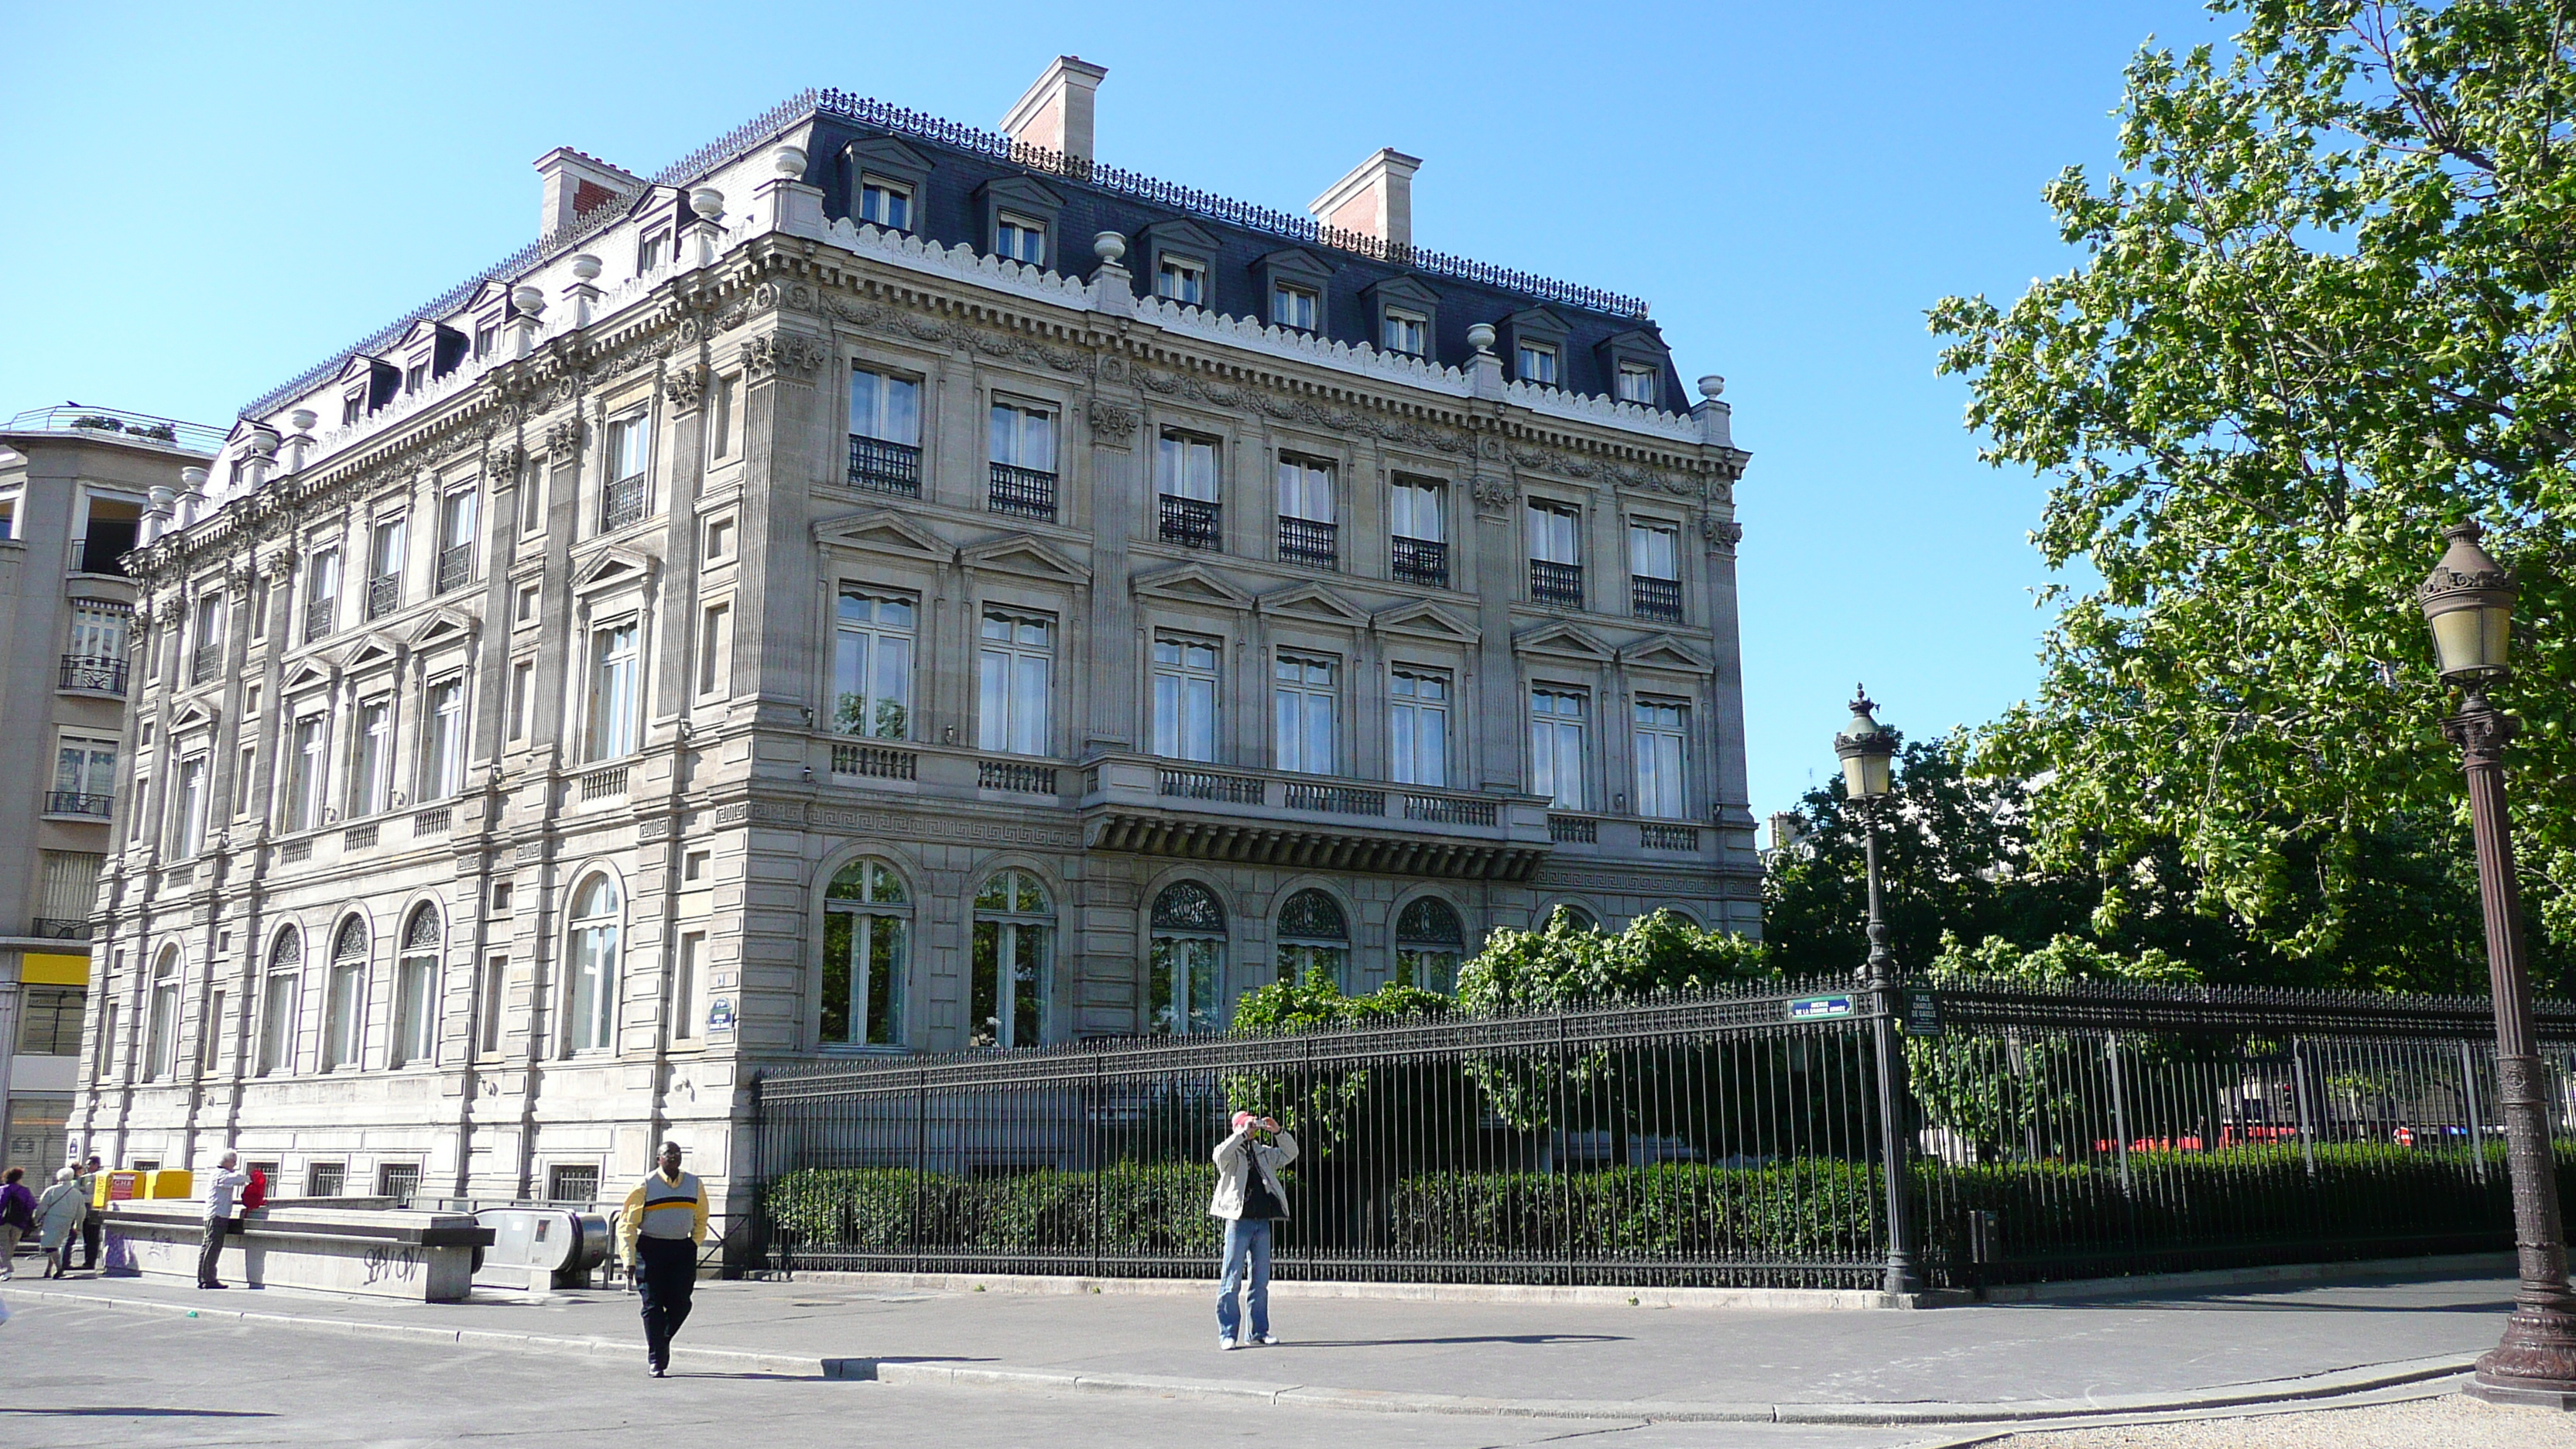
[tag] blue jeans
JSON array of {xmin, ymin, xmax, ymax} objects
[{"xmin": 1215, "ymin": 1218, "xmax": 1273, "ymax": 1342}]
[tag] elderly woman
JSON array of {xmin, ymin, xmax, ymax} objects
[{"xmin": 36, "ymin": 1167, "xmax": 86, "ymax": 1279}]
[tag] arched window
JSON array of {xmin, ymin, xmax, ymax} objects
[
  {"xmin": 567, "ymin": 875, "xmax": 621, "ymax": 1053},
  {"xmin": 1544, "ymin": 903, "xmax": 1598, "ymax": 934},
  {"xmin": 392, "ymin": 904, "xmax": 440, "ymax": 1068},
  {"xmin": 1149, "ymin": 882, "xmax": 1226, "ymax": 1036},
  {"xmin": 259, "ymin": 929, "xmax": 300, "ymax": 1077},
  {"xmin": 324, "ymin": 917, "xmax": 368, "ymax": 1070},
  {"xmin": 1394, "ymin": 897, "xmax": 1466, "ymax": 994},
  {"xmin": 1276, "ymin": 889, "xmax": 1348, "ymax": 990},
  {"xmin": 823, "ymin": 858, "xmax": 909, "ymax": 1047},
  {"xmin": 144, "ymin": 947, "xmax": 180, "ymax": 1081},
  {"xmin": 971, "ymin": 869, "xmax": 1051, "ymax": 1047}
]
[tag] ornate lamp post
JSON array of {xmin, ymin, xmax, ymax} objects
[
  {"xmin": 2419, "ymin": 522, "xmax": 2576, "ymax": 1409},
  {"xmin": 1835, "ymin": 687, "xmax": 1917, "ymax": 1297}
]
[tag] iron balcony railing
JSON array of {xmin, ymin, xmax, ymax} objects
[
  {"xmin": 46, "ymin": 790, "xmax": 114, "ymax": 818},
  {"xmin": 1277, "ymin": 516, "xmax": 1338, "ymax": 571},
  {"xmin": 366, "ymin": 574, "xmax": 401, "ymax": 620},
  {"xmin": 190, "ymin": 648, "xmax": 218, "ymax": 684},
  {"xmin": 988, "ymin": 464, "xmax": 1057, "ymax": 522},
  {"xmin": 69, "ymin": 537, "xmax": 132, "ymax": 576},
  {"xmin": 2, "ymin": 404, "xmax": 225, "ymax": 453},
  {"xmin": 436, "ymin": 544, "xmax": 474, "ymax": 594},
  {"xmin": 305, "ymin": 597, "xmax": 335, "ymax": 642},
  {"xmin": 59, "ymin": 655, "xmax": 126, "ymax": 696},
  {"xmin": 1392, "ymin": 536, "xmax": 1447, "ymax": 588},
  {"xmin": 603, "ymin": 475, "xmax": 649, "ymax": 532},
  {"xmin": 1158, "ymin": 495, "xmax": 1221, "ymax": 550},
  {"xmin": 1530, "ymin": 559, "xmax": 1584, "ymax": 610},
  {"xmin": 30, "ymin": 917, "xmax": 91, "ymax": 940},
  {"xmin": 1632, "ymin": 575, "xmax": 1683, "ymax": 623},
  {"xmin": 848, "ymin": 435, "xmax": 923, "ymax": 495}
]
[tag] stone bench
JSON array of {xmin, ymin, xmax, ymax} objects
[{"xmin": 104, "ymin": 1203, "xmax": 494, "ymax": 1302}]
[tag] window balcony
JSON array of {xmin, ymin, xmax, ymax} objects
[
  {"xmin": 30, "ymin": 916, "xmax": 91, "ymax": 940},
  {"xmin": 190, "ymin": 648, "xmax": 219, "ymax": 685},
  {"xmin": 365, "ymin": 575, "xmax": 401, "ymax": 620},
  {"xmin": 46, "ymin": 790, "xmax": 114, "ymax": 818},
  {"xmin": 1277, "ymin": 516, "xmax": 1338, "ymax": 571},
  {"xmin": 59, "ymin": 655, "xmax": 126, "ymax": 696},
  {"xmin": 978, "ymin": 759, "xmax": 1060, "ymax": 795},
  {"xmin": 305, "ymin": 598, "xmax": 335, "ymax": 642},
  {"xmin": 70, "ymin": 537, "xmax": 132, "ymax": 577},
  {"xmin": 1530, "ymin": 559, "xmax": 1584, "ymax": 610},
  {"xmin": 1632, "ymin": 575, "xmax": 1683, "ymax": 623},
  {"xmin": 848, "ymin": 436, "xmax": 923, "ymax": 495},
  {"xmin": 602, "ymin": 475, "xmax": 649, "ymax": 533},
  {"xmin": 1081, "ymin": 753, "xmax": 1551, "ymax": 882},
  {"xmin": 1158, "ymin": 495, "xmax": 1221, "ymax": 550},
  {"xmin": 436, "ymin": 544, "xmax": 474, "ymax": 594},
  {"xmin": 1392, "ymin": 536, "xmax": 1447, "ymax": 588},
  {"xmin": 988, "ymin": 463, "xmax": 1057, "ymax": 522}
]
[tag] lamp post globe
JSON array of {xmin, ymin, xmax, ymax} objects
[
  {"xmin": 1834, "ymin": 685, "xmax": 1916, "ymax": 1298},
  {"xmin": 1834, "ymin": 688, "xmax": 1897, "ymax": 802},
  {"xmin": 2417, "ymin": 522, "xmax": 2576, "ymax": 1409}
]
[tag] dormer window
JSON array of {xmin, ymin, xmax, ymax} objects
[
  {"xmin": 1516, "ymin": 342, "xmax": 1560, "ymax": 386},
  {"xmin": 995, "ymin": 213, "xmax": 1046, "ymax": 265},
  {"xmin": 1382, "ymin": 309, "xmax": 1428, "ymax": 356},
  {"xmin": 406, "ymin": 361, "xmax": 429, "ymax": 393},
  {"xmin": 1156, "ymin": 257, "xmax": 1205, "ymax": 306},
  {"xmin": 859, "ymin": 176, "xmax": 913, "ymax": 230},
  {"xmin": 1272, "ymin": 283, "xmax": 1319, "ymax": 331},
  {"xmin": 473, "ymin": 317, "xmax": 500, "ymax": 360},
  {"xmin": 638, "ymin": 227, "xmax": 671, "ymax": 272},
  {"xmin": 1618, "ymin": 364, "xmax": 1660, "ymax": 406},
  {"xmin": 341, "ymin": 392, "xmax": 365, "ymax": 426}
]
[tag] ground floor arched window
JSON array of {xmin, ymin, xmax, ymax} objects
[
  {"xmin": 1276, "ymin": 889, "xmax": 1348, "ymax": 990},
  {"xmin": 823, "ymin": 858, "xmax": 909, "ymax": 1047},
  {"xmin": 1148, "ymin": 881, "xmax": 1226, "ymax": 1034},
  {"xmin": 1394, "ymin": 896, "xmax": 1466, "ymax": 994},
  {"xmin": 566, "ymin": 875, "xmax": 621, "ymax": 1053},
  {"xmin": 972, "ymin": 868, "xmax": 1052, "ymax": 1047}
]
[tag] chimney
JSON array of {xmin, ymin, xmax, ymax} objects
[
  {"xmin": 1310, "ymin": 148, "xmax": 1421, "ymax": 251},
  {"xmin": 533, "ymin": 146, "xmax": 642, "ymax": 237},
  {"xmin": 1000, "ymin": 56, "xmax": 1109, "ymax": 164}
]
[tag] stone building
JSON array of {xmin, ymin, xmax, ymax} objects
[
  {"xmin": 72, "ymin": 60, "xmax": 1755, "ymax": 1218},
  {"xmin": 0, "ymin": 406, "xmax": 218, "ymax": 1178}
]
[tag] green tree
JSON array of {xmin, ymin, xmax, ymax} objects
[{"xmin": 1927, "ymin": 0, "xmax": 2576, "ymax": 985}]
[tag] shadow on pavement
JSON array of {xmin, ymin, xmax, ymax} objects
[
  {"xmin": 1269, "ymin": 1334, "xmax": 1628, "ymax": 1348},
  {"xmin": 2, "ymin": 1407, "xmax": 279, "ymax": 1419}
]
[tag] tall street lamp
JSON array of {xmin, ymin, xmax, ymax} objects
[
  {"xmin": 1835, "ymin": 687, "xmax": 1917, "ymax": 1297},
  {"xmin": 2419, "ymin": 521, "xmax": 2576, "ymax": 1409}
]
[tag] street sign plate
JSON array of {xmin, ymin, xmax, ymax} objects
[
  {"xmin": 1788, "ymin": 995, "xmax": 1856, "ymax": 1021},
  {"xmin": 1903, "ymin": 990, "xmax": 1944, "ymax": 1038}
]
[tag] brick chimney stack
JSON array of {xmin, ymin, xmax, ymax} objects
[
  {"xmin": 1310, "ymin": 148, "xmax": 1422, "ymax": 251},
  {"xmin": 1000, "ymin": 56, "xmax": 1109, "ymax": 164},
  {"xmin": 533, "ymin": 146, "xmax": 642, "ymax": 237}
]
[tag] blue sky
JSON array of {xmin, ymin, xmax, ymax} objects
[{"xmin": 0, "ymin": 0, "xmax": 2223, "ymax": 825}]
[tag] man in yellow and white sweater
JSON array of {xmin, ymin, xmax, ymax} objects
[{"xmin": 620, "ymin": 1140, "xmax": 709, "ymax": 1377}]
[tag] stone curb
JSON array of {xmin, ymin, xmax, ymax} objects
[{"xmin": 7, "ymin": 1284, "xmax": 2480, "ymax": 1424}]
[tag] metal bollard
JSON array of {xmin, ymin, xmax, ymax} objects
[{"xmin": 1967, "ymin": 1210, "xmax": 1999, "ymax": 1302}]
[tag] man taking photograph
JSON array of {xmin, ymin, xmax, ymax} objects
[{"xmin": 1210, "ymin": 1110, "xmax": 1296, "ymax": 1351}]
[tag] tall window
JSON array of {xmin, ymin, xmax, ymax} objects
[
  {"xmin": 1629, "ymin": 522, "xmax": 1681, "ymax": 622},
  {"xmin": 367, "ymin": 516, "xmax": 406, "ymax": 618},
  {"xmin": 988, "ymin": 401, "xmax": 1057, "ymax": 519},
  {"xmin": 978, "ymin": 611, "xmax": 1054, "ymax": 756},
  {"xmin": 858, "ymin": 176, "xmax": 912, "ymax": 230},
  {"xmin": 587, "ymin": 622, "xmax": 640, "ymax": 761},
  {"xmin": 285, "ymin": 714, "xmax": 326, "ymax": 831},
  {"xmin": 437, "ymin": 488, "xmax": 477, "ymax": 593},
  {"xmin": 305, "ymin": 547, "xmax": 340, "ymax": 642},
  {"xmin": 169, "ymin": 755, "xmax": 207, "ymax": 858},
  {"xmin": 52, "ymin": 735, "xmax": 116, "ymax": 815},
  {"xmin": 1633, "ymin": 699, "xmax": 1690, "ymax": 820},
  {"xmin": 1528, "ymin": 502, "xmax": 1584, "ymax": 609},
  {"xmin": 1389, "ymin": 668, "xmax": 1450, "ymax": 786},
  {"xmin": 822, "ymin": 858, "xmax": 908, "ymax": 1048},
  {"xmin": 1273, "ymin": 652, "xmax": 1337, "ymax": 773},
  {"xmin": 1151, "ymin": 635, "xmax": 1220, "ymax": 762},
  {"xmin": 1395, "ymin": 897, "xmax": 1466, "ymax": 994},
  {"xmin": 1530, "ymin": 688, "xmax": 1588, "ymax": 810},
  {"xmin": 566, "ymin": 875, "xmax": 620, "ymax": 1053},
  {"xmin": 1617, "ymin": 363, "xmax": 1660, "ymax": 405},
  {"xmin": 35, "ymin": 851, "xmax": 101, "ymax": 938},
  {"xmin": 832, "ymin": 589, "xmax": 915, "ymax": 738},
  {"xmin": 392, "ymin": 906, "xmax": 439, "ymax": 1068},
  {"xmin": 1276, "ymin": 456, "xmax": 1337, "ymax": 570},
  {"xmin": 1272, "ymin": 282, "xmax": 1319, "ymax": 330},
  {"xmin": 1155, "ymin": 255, "xmax": 1205, "ymax": 305},
  {"xmin": 190, "ymin": 593, "xmax": 224, "ymax": 682},
  {"xmin": 1156, "ymin": 430, "xmax": 1221, "ymax": 549},
  {"xmin": 259, "ymin": 930, "xmax": 300, "ymax": 1076},
  {"xmin": 1389, "ymin": 476, "xmax": 1446, "ymax": 583},
  {"xmin": 995, "ymin": 213, "xmax": 1046, "ymax": 264},
  {"xmin": 144, "ymin": 948, "xmax": 180, "ymax": 1081},
  {"xmin": 67, "ymin": 600, "xmax": 128, "ymax": 671},
  {"xmin": 603, "ymin": 414, "xmax": 649, "ymax": 531},
  {"xmin": 1149, "ymin": 882, "xmax": 1226, "ymax": 1036},
  {"xmin": 971, "ymin": 870, "xmax": 1052, "ymax": 1048},
  {"xmin": 674, "ymin": 932, "xmax": 703, "ymax": 1043},
  {"xmin": 351, "ymin": 698, "xmax": 392, "ymax": 817},
  {"xmin": 422, "ymin": 680, "xmax": 465, "ymax": 801},
  {"xmin": 477, "ymin": 954, "xmax": 508, "ymax": 1057},
  {"xmin": 1276, "ymin": 889, "xmax": 1348, "ymax": 990},
  {"xmin": 848, "ymin": 366, "xmax": 923, "ymax": 492},
  {"xmin": 1382, "ymin": 308, "xmax": 1427, "ymax": 355},
  {"xmin": 324, "ymin": 917, "xmax": 366, "ymax": 1070}
]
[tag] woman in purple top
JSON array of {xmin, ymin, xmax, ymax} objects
[{"xmin": 0, "ymin": 1166, "xmax": 36, "ymax": 1279}]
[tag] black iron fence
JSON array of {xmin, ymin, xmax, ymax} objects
[{"xmin": 749, "ymin": 978, "xmax": 2576, "ymax": 1290}]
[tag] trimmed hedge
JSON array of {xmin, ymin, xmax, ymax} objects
[
  {"xmin": 1389, "ymin": 1160, "xmax": 1882, "ymax": 1261},
  {"xmin": 767, "ymin": 1163, "xmax": 1223, "ymax": 1259}
]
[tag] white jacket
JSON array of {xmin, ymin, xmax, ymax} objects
[{"xmin": 1208, "ymin": 1124, "xmax": 1297, "ymax": 1221}]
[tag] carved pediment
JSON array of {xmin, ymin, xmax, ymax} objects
[
  {"xmin": 336, "ymin": 353, "xmax": 392, "ymax": 385},
  {"xmin": 1132, "ymin": 562, "xmax": 1254, "ymax": 611},
  {"xmin": 571, "ymin": 544, "xmax": 656, "ymax": 597},
  {"xmin": 813, "ymin": 509, "xmax": 947, "ymax": 561},
  {"xmin": 1514, "ymin": 620, "xmax": 1615, "ymax": 663},
  {"xmin": 1372, "ymin": 599, "xmax": 1479, "ymax": 645},
  {"xmin": 1619, "ymin": 632, "xmax": 1714, "ymax": 675},
  {"xmin": 279, "ymin": 657, "xmax": 337, "ymax": 693},
  {"xmin": 407, "ymin": 607, "xmax": 479, "ymax": 649},
  {"xmin": 960, "ymin": 533, "xmax": 1089, "ymax": 584},
  {"xmin": 341, "ymin": 632, "xmax": 406, "ymax": 674},
  {"xmin": 1258, "ymin": 582, "xmax": 1369, "ymax": 628},
  {"xmin": 170, "ymin": 699, "xmax": 221, "ymax": 735}
]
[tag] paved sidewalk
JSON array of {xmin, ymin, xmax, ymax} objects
[{"xmin": 2, "ymin": 1266, "xmax": 2515, "ymax": 1426}]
